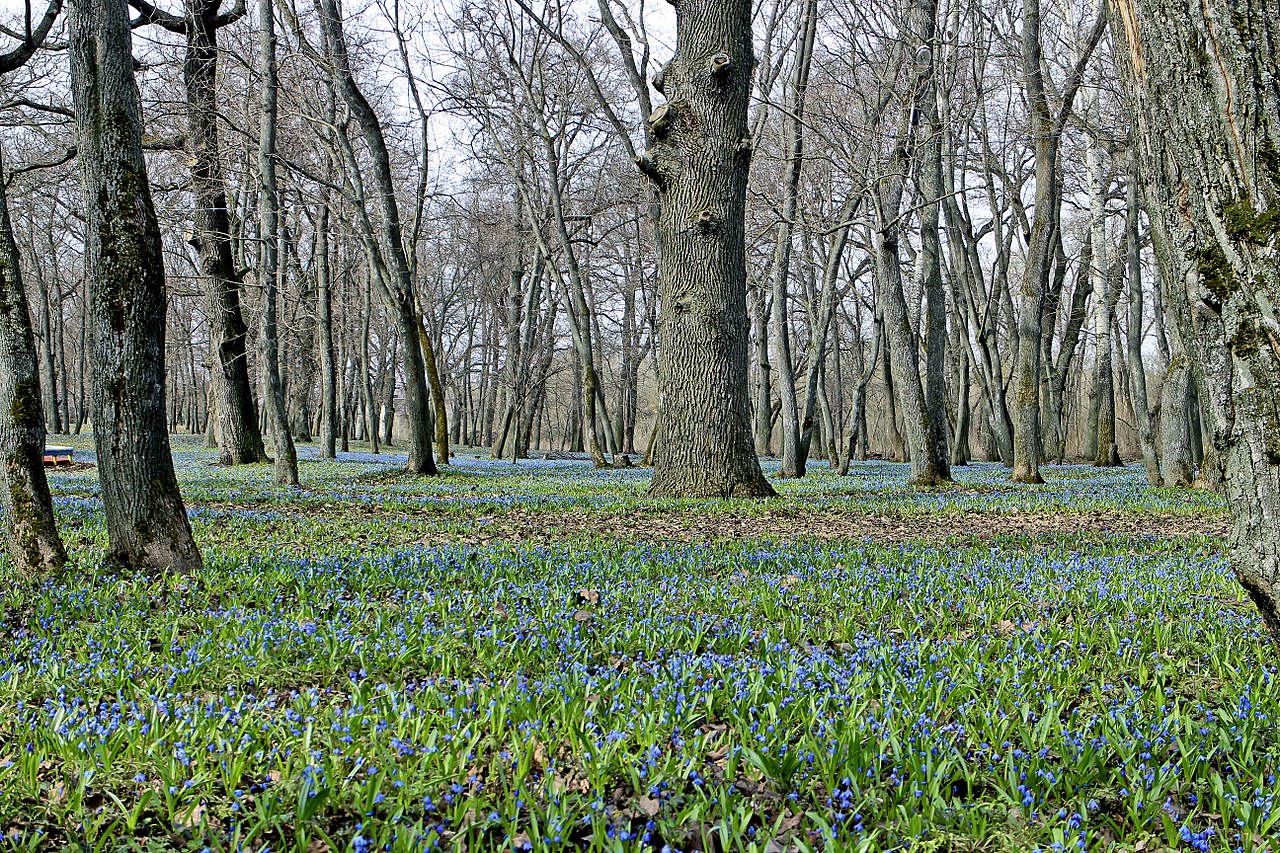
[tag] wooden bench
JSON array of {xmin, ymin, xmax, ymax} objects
[{"xmin": 43, "ymin": 446, "xmax": 74, "ymax": 467}]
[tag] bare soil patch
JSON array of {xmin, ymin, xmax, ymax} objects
[{"xmin": 447, "ymin": 507, "xmax": 1230, "ymax": 547}]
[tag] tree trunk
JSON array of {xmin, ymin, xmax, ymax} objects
[
  {"xmin": 868, "ymin": 0, "xmax": 951, "ymax": 486},
  {"xmin": 69, "ymin": 0, "xmax": 202, "ymax": 573},
  {"xmin": 641, "ymin": 0, "xmax": 773, "ymax": 498},
  {"xmin": 1111, "ymin": 0, "xmax": 1280, "ymax": 644},
  {"xmin": 31, "ymin": 266, "xmax": 61, "ymax": 435},
  {"xmin": 0, "ymin": 146, "xmax": 67, "ymax": 579},
  {"xmin": 1125, "ymin": 175, "xmax": 1160, "ymax": 484},
  {"xmin": 360, "ymin": 273, "xmax": 379, "ymax": 454},
  {"xmin": 799, "ymin": 200, "xmax": 854, "ymax": 470},
  {"xmin": 915, "ymin": 6, "xmax": 953, "ymax": 483},
  {"xmin": 1047, "ymin": 234, "xmax": 1094, "ymax": 462},
  {"xmin": 1011, "ymin": 0, "xmax": 1055, "ymax": 484},
  {"xmin": 182, "ymin": 0, "xmax": 266, "ymax": 466},
  {"xmin": 768, "ymin": 0, "xmax": 816, "ymax": 479},
  {"xmin": 317, "ymin": 0, "xmax": 436, "ymax": 475},
  {"xmin": 752, "ymin": 284, "xmax": 772, "ymax": 455},
  {"xmin": 1012, "ymin": 0, "xmax": 1103, "ymax": 482},
  {"xmin": 840, "ymin": 319, "xmax": 882, "ymax": 475},
  {"xmin": 316, "ymin": 194, "xmax": 337, "ymax": 459},
  {"xmin": 256, "ymin": 0, "xmax": 298, "ymax": 485}
]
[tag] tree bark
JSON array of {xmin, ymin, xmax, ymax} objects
[
  {"xmin": 870, "ymin": 0, "xmax": 951, "ymax": 486},
  {"xmin": 642, "ymin": 0, "xmax": 773, "ymax": 498},
  {"xmin": 1111, "ymin": 0, "xmax": 1280, "ymax": 644},
  {"xmin": 316, "ymin": 190, "xmax": 337, "ymax": 459},
  {"xmin": 915, "ymin": 5, "xmax": 953, "ymax": 484},
  {"xmin": 1125, "ymin": 175, "xmax": 1160, "ymax": 484},
  {"xmin": 751, "ymin": 284, "xmax": 772, "ymax": 455},
  {"xmin": 1011, "ymin": 0, "xmax": 1054, "ymax": 484},
  {"xmin": 1012, "ymin": 0, "xmax": 1104, "ymax": 482},
  {"xmin": 0, "ymin": 6, "xmax": 67, "ymax": 578},
  {"xmin": 316, "ymin": 0, "xmax": 436, "ymax": 475},
  {"xmin": 69, "ymin": 0, "xmax": 202, "ymax": 573},
  {"xmin": 256, "ymin": 0, "xmax": 298, "ymax": 485},
  {"xmin": 0, "ymin": 146, "xmax": 67, "ymax": 579},
  {"xmin": 768, "ymin": 0, "xmax": 816, "ymax": 479},
  {"xmin": 177, "ymin": 0, "xmax": 266, "ymax": 466}
]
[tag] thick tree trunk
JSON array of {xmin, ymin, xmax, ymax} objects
[
  {"xmin": 641, "ymin": 0, "xmax": 773, "ymax": 498},
  {"xmin": 1112, "ymin": 0, "xmax": 1280, "ymax": 644},
  {"xmin": 69, "ymin": 0, "xmax": 202, "ymax": 573},
  {"xmin": 0, "ymin": 5, "xmax": 65, "ymax": 576},
  {"xmin": 0, "ymin": 147, "xmax": 67, "ymax": 578}
]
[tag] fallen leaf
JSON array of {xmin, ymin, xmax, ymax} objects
[{"xmin": 174, "ymin": 802, "xmax": 205, "ymax": 830}]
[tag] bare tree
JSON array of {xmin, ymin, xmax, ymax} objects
[
  {"xmin": 642, "ymin": 0, "xmax": 773, "ymax": 497},
  {"xmin": 313, "ymin": 0, "xmax": 438, "ymax": 474},
  {"xmin": 0, "ymin": 0, "xmax": 67, "ymax": 579},
  {"xmin": 69, "ymin": 0, "xmax": 203, "ymax": 572},
  {"xmin": 1009, "ymin": 0, "xmax": 1104, "ymax": 483},
  {"xmin": 257, "ymin": 0, "xmax": 298, "ymax": 484}
]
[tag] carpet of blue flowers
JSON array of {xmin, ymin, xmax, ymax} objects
[{"xmin": 1, "ymin": 438, "xmax": 1273, "ymax": 852}]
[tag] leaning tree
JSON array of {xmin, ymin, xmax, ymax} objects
[
  {"xmin": 1110, "ymin": 0, "xmax": 1280, "ymax": 643},
  {"xmin": 0, "ymin": 0, "xmax": 67, "ymax": 579}
]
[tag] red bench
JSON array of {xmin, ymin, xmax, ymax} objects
[{"xmin": 43, "ymin": 446, "xmax": 74, "ymax": 467}]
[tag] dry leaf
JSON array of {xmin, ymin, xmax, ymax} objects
[
  {"xmin": 174, "ymin": 802, "xmax": 205, "ymax": 830},
  {"xmin": 638, "ymin": 795, "xmax": 660, "ymax": 817}
]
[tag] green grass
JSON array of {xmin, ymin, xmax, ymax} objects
[{"xmin": 0, "ymin": 440, "xmax": 1267, "ymax": 853}]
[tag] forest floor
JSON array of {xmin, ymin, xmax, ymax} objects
[{"xmin": 2, "ymin": 435, "xmax": 1273, "ymax": 852}]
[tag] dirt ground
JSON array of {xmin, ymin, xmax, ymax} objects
[{"xmin": 447, "ymin": 507, "xmax": 1231, "ymax": 547}]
